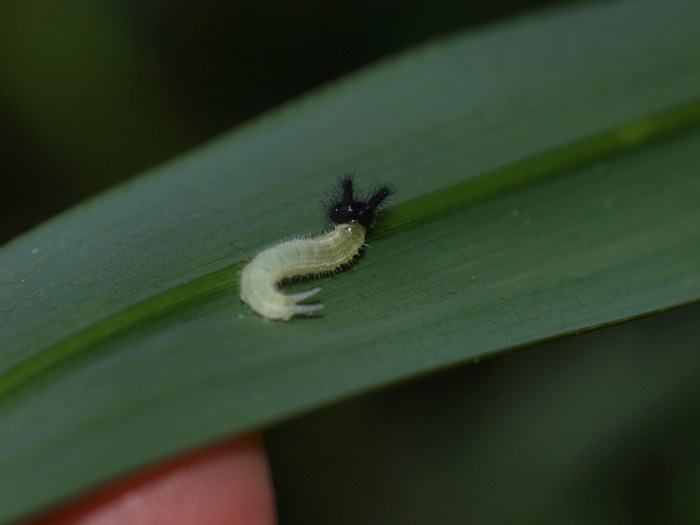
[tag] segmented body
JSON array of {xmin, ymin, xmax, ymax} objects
[{"xmin": 239, "ymin": 223, "xmax": 366, "ymax": 320}]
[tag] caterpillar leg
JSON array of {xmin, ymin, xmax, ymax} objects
[
  {"xmin": 289, "ymin": 302, "xmax": 324, "ymax": 317},
  {"xmin": 288, "ymin": 287, "xmax": 324, "ymax": 318},
  {"xmin": 289, "ymin": 287, "xmax": 321, "ymax": 302}
]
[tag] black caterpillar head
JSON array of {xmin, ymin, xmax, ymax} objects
[{"xmin": 327, "ymin": 174, "xmax": 393, "ymax": 229}]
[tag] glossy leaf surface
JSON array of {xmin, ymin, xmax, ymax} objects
[{"xmin": 1, "ymin": 0, "xmax": 700, "ymax": 521}]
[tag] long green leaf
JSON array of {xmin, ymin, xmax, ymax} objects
[{"xmin": 1, "ymin": 0, "xmax": 700, "ymax": 521}]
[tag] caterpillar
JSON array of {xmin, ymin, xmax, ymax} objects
[{"xmin": 240, "ymin": 175, "xmax": 392, "ymax": 321}]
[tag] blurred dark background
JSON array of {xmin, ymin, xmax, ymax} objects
[{"xmin": 1, "ymin": 0, "xmax": 569, "ymax": 245}]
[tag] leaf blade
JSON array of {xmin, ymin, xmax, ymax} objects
[{"xmin": 2, "ymin": 0, "xmax": 700, "ymax": 521}]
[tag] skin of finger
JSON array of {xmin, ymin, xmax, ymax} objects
[{"xmin": 26, "ymin": 433, "xmax": 276, "ymax": 525}]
